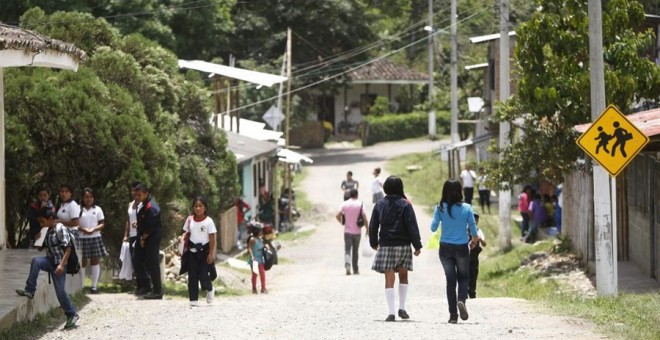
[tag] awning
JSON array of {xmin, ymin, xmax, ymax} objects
[
  {"xmin": 178, "ymin": 59, "xmax": 287, "ymax": 87},
  {"xmin": 278, "ymin": 148, "xmax": 313, "ymax": 164}
]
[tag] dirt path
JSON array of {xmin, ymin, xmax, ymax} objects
[{"xmin": 36, "ymin": 140, "xmax": 604, "ymax": 340}]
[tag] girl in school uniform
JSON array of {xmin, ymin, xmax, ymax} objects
[
  {"xmin": 78, "ymin": 188, "xmax": 108, "ymax": 293},
  {"xmin": 55, "ymin": 184, "xmax": 81, "ymax": 250},
  {"xmin": 247, "ymin": 226, "xmax": 268, "ymax": 294},
  {"xmin": 181, "ymin": 196, "xmax": 217, "ymax": 306}
]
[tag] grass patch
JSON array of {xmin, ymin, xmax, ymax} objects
[
  {"xmin": 276, "ymin": 229, "xmax": 314, "ymax": 242},
  {"xmin": 0, "ymin": 292, "xmax": 90, "ymax": 340},
  {"xmin": 385, "ymin": 151, "xmax": 448, "ymax": 213},
  {"xmin": 292, "ymin": 167, "xmax": 311, "ymax": 215}
]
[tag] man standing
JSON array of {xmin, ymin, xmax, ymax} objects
[
  {"xmin": 340, "ymin": 171, "xmax": 359, "ymax": 201},
  {"xmin": 335, "ymin": 189, "xmax": 369, "ymax": 275},
  {"xmin": 134, "ymin": 184, "xmax": 163, "ymax": 299},
  {"xmin": 459, "ymin": 164, "xmax": 477, "ymax": 205}
]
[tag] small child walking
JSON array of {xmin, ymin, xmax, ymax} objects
[
  {"xmin": 180, "ymin": 196, "xmax": 217, "ymax": 306},
  {"xmin": 467, "ymin": 213, "xmax": 487, "ymax": 299},
  {"xmin": 247, "ymin": 226, "xmax": 268, "ymax": 294}
]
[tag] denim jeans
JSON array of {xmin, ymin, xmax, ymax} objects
[
  {"xmin": 25, "ymin": 256, "xmax": 76, "ymax": 317},
  {"xmin": 520, "ymin": 212, "xmax": 530, "ymax": 236},
  {"xmin": 439, "ymin": 243, "xmax": 470, "ymax": 317},
  {"xmin": 344, "ymin": 233, "xmax": 361, "ymax": 272}
]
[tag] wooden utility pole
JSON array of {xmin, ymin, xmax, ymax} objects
[
  {"xmin": 450, "ymin": 0, "xmax": 459, "ymax": 144},
  {"xmin": 498, "ymin": 0, "xmax": 512, "ymax": 250},
  {"xmin": 285, "ymin": 28, "xmax": 293, "ymax": 223},
  {"xmin": 427, "ymin": 0, "xmax": 436, "ymax": 138},
  {"xmin": 588, "ymin": 0, "xmax": 617, "ymax": 296}
]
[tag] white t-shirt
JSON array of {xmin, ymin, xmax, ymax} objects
[
  {"xmin": 460, "ymin": 170, "xmax": 476, "ymax": 188},
  {"xmin": 371, "ymin": 176, "xmax": 384, "ymax": 195},
  {"xmin": 183, "ymin": 216, "xmax": 217, "ymax": 245},
  {"xmin": 127, "ymin": 201, "xmax": 140, "ymax": 237},
  {"xmin": 477, "ymin": 174, "xmax": 488, "ymax": 191},
  {"xmin": 79, "ymin": 205, "xmax": 105, "ymax": 238},
  {"xmin": 57, "ymin": 200, "xmax": 80, "ymax": 229}
]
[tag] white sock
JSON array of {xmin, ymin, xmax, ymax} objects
[
  {"xmin": 385, "ymin": 288, "xmax": 396, "ymax": 315},
  {"xmin": 399, "ymin": 284, "xmax": 409, "ymax": 311},
  {"xmin": 91, "ymin": 264, "xmax": 101, "ymax": 289},
  {"xmin": 80, "ymin": 266, "xmax": 86, "ymax": 288}
]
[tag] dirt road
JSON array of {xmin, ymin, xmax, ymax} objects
[{"xmin": 36, "ymin": 139, "xmax": 603, "ymax": 340}]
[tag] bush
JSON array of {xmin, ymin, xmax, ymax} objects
[{"xmin": 363, "ymin": 111, "xmax": 449, "ymax": 145}]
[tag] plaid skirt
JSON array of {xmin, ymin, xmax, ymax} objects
[
  {"xmin": 79, "ymin": 236, "xmax": 108, "ymax": 259},
  {"xmin": 371, "ymin": 245, "xmax": 413, "ymax": 273}
]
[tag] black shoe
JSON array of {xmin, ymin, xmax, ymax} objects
[
  {"xmin": 385, "ymin": 314, "xmax": 395, "ymax": 322},
  {"xmin": 398, "ymin": 309, "xmax": 410, "ymax": 319},
  {"xmin": 353, "ymin": 270, "xmax": 359, "ymax": 275},
  {"xmin": 457, "ymin": 301, "xmax": 469, "ymax": 320},
  {"xmin": 448, "ymin": 315, "xmax": 458, "ymax": 324},
  {"xmin": 468, "ymin": 292, "xmax": 476, "ymax": 299},
  {"xmin": 143, "ymin": 292, "xmax": 163, "ymax": 300},
  {"xmin": 134, "ymin": 288, "xmax": 150, "ymax": 296},
  {"xmin": 16, "ymin": 289, "xmax": 34, "ymax": 299},
  {"xmin": 90, "ymin": 288, "xmax": 99, "ymax": 294}
]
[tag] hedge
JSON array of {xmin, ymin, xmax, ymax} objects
[{"xmin": 363, "ymin": 111, "xmax": 450, "ymax": 145}]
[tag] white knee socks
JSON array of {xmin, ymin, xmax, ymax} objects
[
  {"xmin": 399, "ymin": 284, "xmax": 409, "ymax": 310},
  {"xmin": 385, "ymin": 288, "xmax": 395, "ymax": 315},
  {"xmin": 80, "ymin": 266, "xmax": 86, "ymax": 288},
  {"xmin": 91, "ymin": 264, "xmax": 101, "ymax": 289}
]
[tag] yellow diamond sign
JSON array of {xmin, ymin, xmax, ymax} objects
[{"xmin": 576, "ymin": 105, "xmax": 649, "ymax": 177}]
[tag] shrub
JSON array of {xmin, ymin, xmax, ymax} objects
[{"xmin": 363, "ymin": 111, "xmax": 450, "ymax": 145}]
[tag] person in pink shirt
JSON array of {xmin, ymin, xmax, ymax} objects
[
  {"xmin": 336, "ymin": 189, "xmax": 369, "ymax": 275},
  {"xmin": 518, "ymin": 186, "xmax": 533, "ymax": 238}
]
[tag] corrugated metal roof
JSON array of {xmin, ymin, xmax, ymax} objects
[
  {"xmin": 178, "ymin": 59, "xmax": 287, "ymax": 87},
  {"xmin": 225, "ymin": 131, "xmax": 279, "ymax": 165},
  {"xmin": 350, "ymin": 59, "xmax": 427, "ymax": 84},
  {"xmin": 574, "ymin": 108, "xmax": 660, "ymax": 137}
]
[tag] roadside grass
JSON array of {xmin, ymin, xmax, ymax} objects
[
  {"xmin": 292, "ymin": 167, "xmax": 312, "ymax": 215},
  {"xmin": 276, "ymin": 229, "xmax": 314, "ymax": 242},
  {"xmin": 387, "ymin": 152, "xmax": 660, "ymax": 340},
  {"xmin": 0, "ymin": 292, "xmax": 89, "ymax": 340}
]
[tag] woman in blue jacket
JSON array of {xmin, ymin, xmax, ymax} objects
[{"xmin": 431, "ymin": 179, "xmax": 479, "ymax": 324}]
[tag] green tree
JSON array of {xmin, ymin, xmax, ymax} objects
[{"xmin": 487, "ymin": 0, "xmax": 660, "ymax": 187}]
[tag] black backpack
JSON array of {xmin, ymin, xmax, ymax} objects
[
  {"xmin": 55, "ymin": 225, "xmax": 81, "ymax": 275},
  {"xmin": 263, "ymin": 247, "xmax": 275, "ymax": 271}
]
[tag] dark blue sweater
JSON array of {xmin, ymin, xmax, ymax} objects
[{"xmin": 369, "ymin": 195, "xmax": 422, "ymax": 250}]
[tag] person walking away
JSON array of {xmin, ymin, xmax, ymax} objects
[
  {"xmin": 371, "ymin": 167, "xmax": 385, "ymax": 204},
  {"xmin": 459, "ymin": 165, "xmax": 476, "ymax": 205},
  {"xmin": 27, "ymin": 187, "xmax": 55, "ymax": 248},
  {"xmin": 467, "ymin": 213, "xmax": 486, "ymax": 299},
  {"xmin": 180, "ymin": 197, "xmax": 217, "ymax": 306},
  {"xmin": 430, "ymin": 179, "xmax": 480, "ymax": 324},
  {"xmin": 247, "ymin": 226, "xmax": 268, "ymax": 294},
  {"xmin": 476, "ymin": 167, "xmax": 491, "ymax": 214},
  {"xmin": 522, "ymin": 193, "xmax": 546, "ymax": 244},
  {"xmin": 134, "ymin": 184, "xmax": 163, "ymax": 299},
  {"xmin": 369, "ymin": 176, "xmax": 422, "ymax": 322},
  {"xmin": 340, "ymin": 171, "xmax": 359, "ymax": 201},
  {"xmin": 16, "ymin": 208, "xmax": 79, "ymax": 329},
  {"xmin": 335, "ymin": 189, "xmax": 369, "ymax": 275},
  {"xmin": 235, "ymin": 197, "xmax": 250, "ymax": 250},
  {"xmin": 55, "ymin": 184, "xmax": 81, "ymax": 250},
  {"xmin": 517, "ymin": 186, "xmax": 533, "ymax": 237},
  {"xmin": 123, "ymin": 182, "xmax": 142, "ymax": 292},
  {"xmin": 78, "ymin": 188, "xmax": 107, "ymax": 293}
]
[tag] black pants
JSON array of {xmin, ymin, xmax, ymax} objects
[
  {"xmin": 188, "ymin": 253, "xmax": 213, "ymax": 301},
  {"xmin": 463, "ymin": 187, "xmax": 474, "ymax": 205},
  {"xmin": 478, "ymin": 189, "xmax": 490, "ymax": 212},
  {"xmin": 129, "ymin": 236, "xmax": 144, "ymax": 290},
  {"xmin": 135, "ymin": 234, "xmax": 162, "ymax": 294},
  {"xmin": 343, "ymin": 233, "xmax": 360, "ymax": 272},
  {"xmin": 468, "ymin": 246, "xmax": 482, "ymax": 298}
]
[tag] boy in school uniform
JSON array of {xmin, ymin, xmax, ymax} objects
[
  {"xmin": 468, "ymin": 213, "xmax": 487, "ymax": 299},
  {"xmin": 16, "ymin": 207, "xmax": 79, "ymax": 329}
]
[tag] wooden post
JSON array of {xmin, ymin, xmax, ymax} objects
[{"xmin": 0, "ymin": 68, "xmax": 6, "ymax": 250}]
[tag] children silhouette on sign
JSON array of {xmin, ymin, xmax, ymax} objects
[
  {"xmin": 611, "ymin": 121, "xmax": 632, "ymax": 158},
  {"xmin": 592, "ymin": 121, "xmax": 633, "ymax": 158},
  {"xmin": 594, "ymin": 126, "xmax": 613, "ymax": 155}
]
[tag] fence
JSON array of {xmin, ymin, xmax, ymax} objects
[{"xmin": 217, "ymin": 206, "xmax": 237, "ymax": 254}]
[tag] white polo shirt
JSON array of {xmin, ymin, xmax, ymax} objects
[
  {"xmin": 460, "ymin": 170, "xmax": 476, "ymax": 188},
  {"xmin": 371, "ymin": 176, "xmax": 384, "ymax": 195},
  {"xmin": 79, "ymin": 205, "xmax": 105, "ymax": 238},
  {"xmin": 57, "ymin": 200, "xmax": 80, "ymax": 229},
  {"xmin": 183, "ymin": 216, "xmax": 217, "ymax": 245}
]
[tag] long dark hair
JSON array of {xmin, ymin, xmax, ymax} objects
[
  {"xmin": 383, "ymin": 176, "xmax": 405, "ymax": 197},
  {"xmin": 81, "ymin": 187, "xmax": 96, "ymax": 209},
  {"xmin": 192, "ymin": 196, "xmax": 208, "ymax": 217},
  {"xmin": 439, "ymin": 179, "xmax": 463, "ymax": 218}
]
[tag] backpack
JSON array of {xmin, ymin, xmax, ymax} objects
[
  {"xmin": 263, "ymin": 246, "xmax": 275, "ymax": 271},
  {"xmin": 55, "ymin": 225, "xmax": 81, "ymax": 275}
]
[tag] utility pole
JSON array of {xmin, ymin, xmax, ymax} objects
[
  {"xmin": 450, "ymin": 0, "xmax": 459, "ymax": 144},
  {"xmin": 498, "ymin": 0, "xmax": 512, "ymax": 250},
  {"xmin": 588, "ymin": 0, "xmax": 617, "ymax": 296},
  {"xmin": 427, "ymin": 0, "xmax": 436, "ymax": 138},
  {"xmin": 285, "ymin": 28, "xmax": 293, "ymax": 223}
]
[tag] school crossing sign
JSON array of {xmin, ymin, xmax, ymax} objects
[{"xmin": 576, "ymin": 105, "xmax": 649, "ymax": 177}]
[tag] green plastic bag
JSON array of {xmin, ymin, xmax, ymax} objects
[{"xmin": 426, "ymin": 229, "xmax": 441, "ymax": 249}]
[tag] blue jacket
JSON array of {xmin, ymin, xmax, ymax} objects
[
  {"xmin": 369, "ymin": 195, "xmax": 422, "ymax": 250},
  {"xmin": 430, "ymin": 202, "xmax": 477, "ymax": 245},
  {"xmin": 137, "ymin": 195, "xmax": 162, "ymax": 237}
]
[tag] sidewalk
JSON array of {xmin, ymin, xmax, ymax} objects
[{"xmin": 0, "ymin": 249, "xmax": 82, "ymax": 330}]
